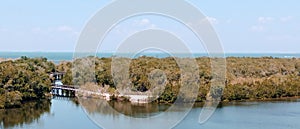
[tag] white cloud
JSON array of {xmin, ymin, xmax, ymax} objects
[
  {"xmin": 111, "ymin": 18, "xmax": 158, "ymax": 39},
  {"xmin": 0, "ymin": 27, "xmax": 7, "ymax": 32},
  {"xmin": 280, "ymin": 16, "xmax": 293, "ymax": 23},
  {"xmin": 73, "ymin": 31, "xmax": 80, "ymax": 36},
  {"xmin": 31, "ymin": 26, "xmax": 75, "ymax": 33},
  {"xmin": 250, "ymin": 25, "xmax": 265, "ymax": 32},
  {"xmin": 30, "ymin": 26, "xmax": 78, "ymax": 37},
  {"xmin": 258, "ymin": 17, "xmax": 274, "ymax": 24},
  {"xmin": 134, "ymin": 18, "xmax": 157, "ymax": 28},
  {"xmin": 256, "ymin": 16, "xmax": 293, "ymax": 24},
  {"xmin": 57, "ymin": 25, "xmax": 73, "ymax": 32},
  {"xmin": 55, "ymin": 25, "xmax": 78, "ymax": 36},
  {"xmin": 266, "ymin": 35, "xmax": 294, "ymax": 41},
  {"xmin": 226, "ymin": 19, "xmax": 232, "ymax": 24},
  {"xmin": 138, "ymin": 18, "xmax": 150, "ymax": 26},
  {"xmin": 31, "ymin": 27, "xmax": 41, "ymax": 33},
  {"xmin": 250, "ymin": 16, "xmax": 275, "ymax": 32},
  {"xmin": 201, "ymin": 16, "xmax": 219, "ymax": 24},
  {"xmin": 114, "ymin": 25, "xmax": 137, "ymax": 36}
]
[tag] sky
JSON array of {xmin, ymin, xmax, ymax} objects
[{"xmin": 0, "ymin": 0, "xmax": 299, "ymax": 53}]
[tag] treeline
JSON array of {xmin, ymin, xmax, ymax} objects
[
  {"xmin": 224, "ymin": 57, "xmax": 300, "ymax": 101},
  {"xmin": 57, "ymin": 56, "xmax": 300, "ymax": 103},
  {"xmin": 0, "ymin": 56, "xmax": 55, "ymax": 108},
  {"xmin": 2, "ymin": 56, "xmax": 300, "ymax": 107}
]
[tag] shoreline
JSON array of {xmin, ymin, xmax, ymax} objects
[
  {"xmin": 2, "ymin": 92, "xmax": 300, "ymax": 110},
  {"xmin": 76, "ymin": 90, "xmax": 300, "ymax": 104},
  {"xmin": 0, "ymin": 58, "xmax": 16, "ymax": 62}
]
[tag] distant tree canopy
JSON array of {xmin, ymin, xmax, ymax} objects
[
  {"xmin": 0, "ymin": 57, "xmax": 54, "ymax": 108},
  {"xmin": 58, "ymin": 56, "xmax": 300, "ymax": 103}
]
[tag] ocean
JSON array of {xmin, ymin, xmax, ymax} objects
[{"xmin": 0, "ymin": 52, "xmax": 299, "ymax": 63}]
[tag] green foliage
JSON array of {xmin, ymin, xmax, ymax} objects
[
  {"xmin": 0, "ymin": 57, "xmax": 53, "ymax": 108},
  {"xmin": 57, "ymin": 56, "xmax": 300, "ymax": 103}
]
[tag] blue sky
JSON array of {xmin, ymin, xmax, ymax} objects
[{"xmin": 0, "ymin": 0, "xmax": 299, "ymax": 53}]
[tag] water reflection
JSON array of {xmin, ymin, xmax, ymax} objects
[
  {"xmin": 78, "ymin": 98, "xmax": 170, "ymax": 117},
  {"xmin": 2, "ymin": 97, "xmax": 300, "ymax": 129},
  {"xmin": 107, "ymin": 101, "xmax": 170, "ymax": 118},
  {"xmin": 0, "ymin": 100, "xmax": 51, "ymax": 129},
  {"xmin": 79, "ymin": 98, "xmax": 196, "ymax": 129}
]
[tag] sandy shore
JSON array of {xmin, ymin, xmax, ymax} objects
[
  {"xmin": 0, "ymin": 58, "xmax": 15, "ymax": 63},
  {"xmin": 0, "ymin": 58, "xmax": 6, "ymax": 62}
]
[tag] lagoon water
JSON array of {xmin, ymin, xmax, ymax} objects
[{"xmin": 1, "ymin": 98, "xmax": 300, "ymax": 129}]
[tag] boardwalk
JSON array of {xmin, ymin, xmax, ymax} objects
[
  {"xmin": 49, "ymin": 72, "xmax": 110, "ymax": 99},
  {"xmin": 51, "ymin": 85, "xmax": 78, "ymax": 97},
  {"xmin": 51, "ymin": 85, "xmax": 111, "ymax": 100},
  {"xmin": 51, "ymin": 85, "xmax": 79, "ymax": 91},
  {"xmin": 50, "ymin": 85, "xmax": 156, "ymax": 103}
]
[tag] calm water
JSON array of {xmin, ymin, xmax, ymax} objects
[{"xmin": 1, "ymin": 98, "xmax": 300, "ymax": 129}]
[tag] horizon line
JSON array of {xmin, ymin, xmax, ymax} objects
[{"xmin": 1, "ymin": 51, "xmax": 300, "ymax": 54}]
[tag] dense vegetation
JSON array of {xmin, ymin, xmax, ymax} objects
[
  {"xmin": 58, "ymin": 56, "xmax": 300, "ymax": 103},
  {"xmin": 2, "ymin": 56, "xmax": 300, "ymax": 107},
  {"xmin": 0, "ymin": 57, "xmax": 55, "ymax": 108}
]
